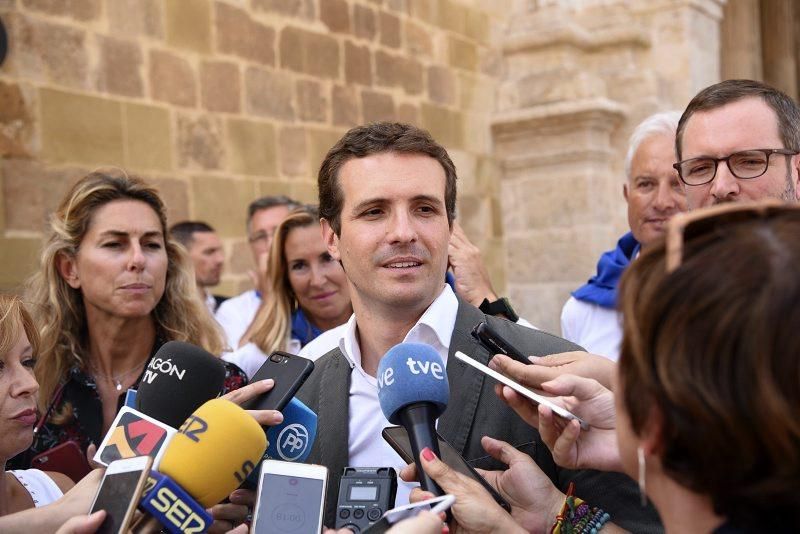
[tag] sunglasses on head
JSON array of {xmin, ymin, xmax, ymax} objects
[{"xmin": 665, "ymin": 199, "xmax": 800, "ymax": 273}]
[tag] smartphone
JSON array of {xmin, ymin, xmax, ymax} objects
[
  {"xmin": 381, "ymin": 426, "xmax": 510, "ymax": 512},
  {"xmin": 363, "ymin": 495, "xmax": 455, "ymax": 534},
  {"xmin": 88, "ymin": 455, "xmax": 153, "ymax": 534},
  {"xmin": 454, "ymin": 350, "xmax": 589, "ymax": 430},
  {"xmin": 242, "ymin": 352, "xmax": 315, "ymax": 412},
  {"xmin": 252, "ymin": 460, "xmax": 328, "ymax": 534},
  {"xmin": 471, "ymin": 321, "xmax": 530, "ymax": 365},
  {"xmin": 30, "ymin": 441, "xmax": 92, "ymax": 483}
]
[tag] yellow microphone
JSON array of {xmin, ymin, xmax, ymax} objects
[{"xmin": 158, "ymin": 398, "xmax": 267, "ymax": 507}]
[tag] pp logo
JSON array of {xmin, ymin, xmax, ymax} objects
[{"xmin": 277, "ymin": 424, "xmax": 310, "ymax": 461}]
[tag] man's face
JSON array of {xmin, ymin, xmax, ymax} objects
[
  {"xmin": 624, "ymin": 134, "xmax": 686, "ymax": 247},
  {"xmin": 248, "ymin": 205, "xmax": 292, "ymax": 263},
  {"xmin": 189, "ymin": 231, "xmax": 224, "ymax": 287},
  {"xmin": 680, "ymin": 97, "xmax": 800, "ymax": 209},
  {"xmin": 322, "ymin": 152, "xmax": 452, "ymax": 316}
]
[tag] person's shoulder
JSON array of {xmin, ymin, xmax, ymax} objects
[
  {"xmin": 482, "ymin": 307, "xmax": 585, "ymax": 355},
  {"xmin": 298, "ymin": 324, "xmax": 347, "ymax": 361},
  {"xmin": 43, "ymin": 470, "xmax": 74, "ymax": 493}
]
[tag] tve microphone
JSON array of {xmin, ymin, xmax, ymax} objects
[
  {"xmin": 377, "ymin": 343, "xmax": 449, "ymax": 496},
  {"xmin": 159, "ymin": 398, "xmax": 267, "ymax": 507},
  {"xmin": 242, "ymin": 397, "xmax": 318, "ymax": 489},
  {"xmin": 136, "ymin": 340, "xmax": 227, "ymax": 428}
]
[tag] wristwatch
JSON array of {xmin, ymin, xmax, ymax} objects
[{"xmin": 479, "ymin": 297, "xmax": 519, "ymax": 322}]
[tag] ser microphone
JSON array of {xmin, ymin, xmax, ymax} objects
[
  {"xmin": 93, "ymin": 341, "xmax": 227, "ymax": 468},
  {"xmin": 136, "ymin": 398, "xmax": 267, "ymax": 533},
  {"xmin": 242, "ymin": 397, "xmax": 318, "ymax": 489},
  {"xmin": 377, "ymin": 343, "xmax": 449, "ymax": 496}
]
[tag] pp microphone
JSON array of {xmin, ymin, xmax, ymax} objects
[
  {"xmin": 242, "ymin": 397, "xmax": 318, "ymax": 489},
  {"xmin": 377, "ymin": 343, "xmax": 449, "ymax": 496},
  {"xmin": 94, "ymin": 341, "xmax": 227, "ymax": 467},
  {"xmin": 137, "ymin": 398, "xmax": 267, "ymax": 533}
]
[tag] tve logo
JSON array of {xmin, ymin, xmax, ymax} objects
[{"xmin": 378, "ymin": 357, "xmax": 445, "ymax": 388}]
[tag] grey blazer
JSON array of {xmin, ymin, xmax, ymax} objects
[{"xmin": 295, "ymin": 297, "xmax": 662, "ymax": 532}]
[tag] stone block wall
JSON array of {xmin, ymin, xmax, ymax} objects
[{"xmin": 0, "ymin": 0, "xmax": 509, "ymax": 298}]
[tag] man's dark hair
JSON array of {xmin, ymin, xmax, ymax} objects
[
  {"xmin": 676, "ymin": 79, "xmax": 800, "ymax": 160},
  {"xmin": 169, "ymin": 220, "xmax": 215, "ymax": 248},
  {"xmin": 246, "ymin": 195, "xmax": 300, "ymax": 228},
  {"xmin": 318, "ymin": 122, "xmax": 457, "ymax": 235}
]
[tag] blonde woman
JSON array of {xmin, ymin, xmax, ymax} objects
[
  {"xmin": 224, "ymin": 205, "xmax": 352, "ymax": 378},
  {"xmin": 10, "ymin": 171, "xmax": 246, "ymax": 470},
  {"xmin": 0, "ymin": 295, "xmax": 73, "ymax": 512}
]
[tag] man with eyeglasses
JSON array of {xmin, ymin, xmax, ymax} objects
[
  {"xmin": 674, "ymin": 79, "xmax": 800, "ymax": 208},
  {"xmin": 215, "ymin": 195, "xmax": 300, "ymax": 349}
]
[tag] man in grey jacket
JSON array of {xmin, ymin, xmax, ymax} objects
[{"xmin": 296, "ymin": 122, "xmax": 661, "ymax": 532}]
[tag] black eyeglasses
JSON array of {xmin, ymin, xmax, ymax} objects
[{"xmin": 673, "ymin": 148, "xmax": 798, "ymax": 186}]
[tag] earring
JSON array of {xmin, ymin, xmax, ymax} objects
[{"xmin": 638, "ymin": 445, "xmax": 648, "ymax": 507}]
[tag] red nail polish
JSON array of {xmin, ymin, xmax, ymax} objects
[
  {"xmin": 442, "ymin": 525, "xmax": 450, "ymax": 534},
  {"xmin": 421, "ymin": 447, "xmax": 435, "ymax": 461}
]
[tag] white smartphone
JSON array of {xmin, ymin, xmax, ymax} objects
[
  {"xmin": 455, "ymin": 350, "xmax": 590, "ymax": 430},
  {"xmin": 252, "ymin": 460, "xmax": 328, "ymax": 534},
  {"xmin": 89, "ymin": 455, "xmax": 153, "ymax": 534},
  {"xmin": 363, "ymin": 495, "xmax": 455, "ymax": 533}
]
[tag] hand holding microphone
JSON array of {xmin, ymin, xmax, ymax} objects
[
  {"xmin": 377, "ymin": 343, "xmax": 449, "ymax": 497},
  {"xmin": 135, "ymin": 397, "xmax": 267, "ymax": 533}
]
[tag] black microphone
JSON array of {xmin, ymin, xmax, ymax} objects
[
  {"xmin": 136, "ymin": 340, "xmax": 227, "ymax": 428},
  {"xmin": 377, "ymin": 343, "xmax": 449, "ymax": 495}
]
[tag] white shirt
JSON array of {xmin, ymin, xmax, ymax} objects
[
  {"xmin": 215, "ymin": 289, "xmax": 261, "ymax": 350},
  {"xmin": 223, "ymin": 339, "xmax": 303, "ymax": 379},
  {"xmin": 301, "ymin": 284, "xmax": 458, "ymax": 508},
  {"xmin": 560, "ymin": 296, "xmax": 621, "ymax": 361},
  {"xmin": 204, "ymin": 289, "xmax": 217, "ymax": 314},
  {"xmin": 8, "ymin": 469, "xmax": 63, "ymax": 507}
]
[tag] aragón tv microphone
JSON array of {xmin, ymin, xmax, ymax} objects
[
  {"xmin": 136, "ymin": 340, "xmax": 227, "ymax": 428},
  {"xmin": 93, "ymin": 341, "xmax": 227, "ymax": 468},
  {"xmin": 137, "ymin": 398, "xmax": 267, "ymax": 533},
  {"xmin": 377, "ymin": 343, "xmax": 449, "ymax": 496}
]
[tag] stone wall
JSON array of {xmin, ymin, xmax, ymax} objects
[
  {"xmin": 492, "ymin": 0, "xmax": 725, "ymax": 333},
  {"xmin": 0, "ymin": 0, "xmax": 510, "ymax": 299}
]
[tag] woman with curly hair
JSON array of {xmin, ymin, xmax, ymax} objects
[{"xmin": 10, "ymin": 171, "xmax": 246, "ymax": 469}]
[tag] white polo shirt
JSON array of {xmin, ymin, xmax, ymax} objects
[{"xmin": 301, "ymin": 284, "xmax": 458, "ymax": 507}]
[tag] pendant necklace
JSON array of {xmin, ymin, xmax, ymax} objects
[{"xmin": 91, "ymin": 360, "xmax": 147, "ymax": 391}]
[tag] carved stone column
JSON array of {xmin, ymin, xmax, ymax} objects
[
  {"xmin": 492, "ymin": 0, "xmax": 725, "ymax": 333},
  {"xmin": 721, "ymin": 0, "xmax": 763, "ymax": 80},
  {"xmin": 760, "ymin": 0, "xmax": 798, "ymax": 99}
]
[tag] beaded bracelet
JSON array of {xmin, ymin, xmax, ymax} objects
[{"xmin": 550, "ymin": 482, "xmax": 611, "ymax": 534}]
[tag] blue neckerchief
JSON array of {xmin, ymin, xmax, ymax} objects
[
  {"xmin": 291, "ymin": 308, "xmax": 323, "ymax": 348},
  {"xmin": 445, "ymin": 271, "xmax": 456, "ymax": 292},
  {"xmin": 572, "ymin": 232, "xmax": 640, "ymax": 309}
]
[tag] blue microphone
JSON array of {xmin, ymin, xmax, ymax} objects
[
  {"xmin": 377, "ymin": 343, "xmax": 449, "ymax": 496},
  {"xmin": 266, "ymin": 397, "xmax": 318, "ymax": 461},
  {"xmin": 139, "ymin": 471, "xmax": 212, "ymax": 533},
  {"xmin": 242, "ymin": 397, "xmax": 318, "ymax": 489}
]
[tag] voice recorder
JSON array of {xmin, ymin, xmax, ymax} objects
[{"xmin": 334, "ymin": 467, "xmax": 398, "ymax": 533}]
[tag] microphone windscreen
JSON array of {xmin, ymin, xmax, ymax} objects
[
  {"xmin": 136, "ymin": 341, "xmax": 226, "ymax": 428},
  {"xmin": 377, "ymin": 343, "xmax": 449, "ymax": 424},
  {"xmin": 159, "ymin": 398, "xmax": 266, "ymax": 507},
  {"xmin": 265, "ymin": 397, "xmax": 318, "ymax": 462}
]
